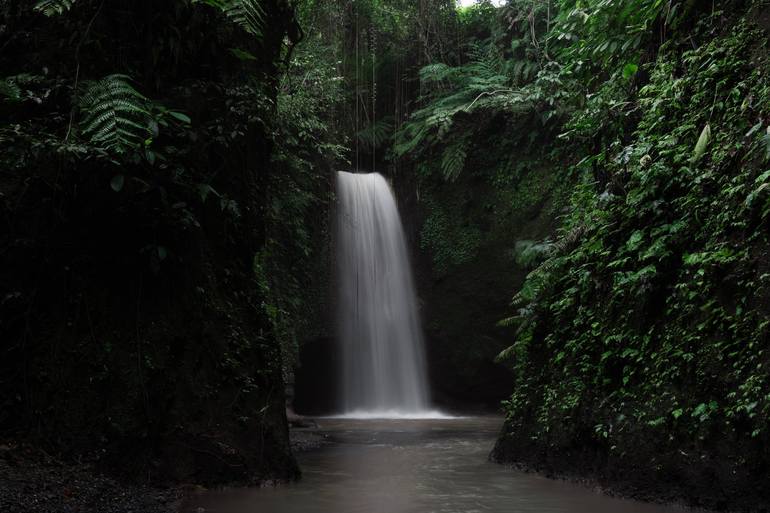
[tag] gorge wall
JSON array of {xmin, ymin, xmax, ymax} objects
[{"xmin": 0, "ymin": 0, "xmax": 302, "ymax": 484}]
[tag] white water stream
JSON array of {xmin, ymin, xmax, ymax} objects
[{"xmin": 335, "ymin": 171, "xmax": 442, "ymax": 419}]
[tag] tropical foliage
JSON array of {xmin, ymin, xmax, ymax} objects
[
  {"xmin": 392, "ymin": 0, "xmax": 770, "ymax": 505},
  {"xmin": 499, "ymin": 12, "xmax": 770, "ymax": 447},
  {"xmin": 3, "ymin": 0, "xmax": 770, "ymax": 507},
  {"xmin": 0, "ymin": 0, "xmax": 307, "ymax": 485}
]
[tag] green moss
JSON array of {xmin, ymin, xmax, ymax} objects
[
  {"xmin": 420, "ymin": 194, "xmax": 483, "ymax": 276},
  {"xmin": 502, "ymin": 12, "xmax": 770, "ymax": 455}
]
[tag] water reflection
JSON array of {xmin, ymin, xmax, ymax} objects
[{"xmin": 181, "ymin": 417, "xmax": 688, "ymax": 513}]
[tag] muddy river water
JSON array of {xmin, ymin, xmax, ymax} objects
[{"xmin": 181, "ymin": 416, "xmax": 687, "ymax": 513}]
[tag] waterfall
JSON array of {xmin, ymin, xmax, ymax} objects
[{"xmin": 335, "ymin": 171, "xmax": 442, "ymax": 418}]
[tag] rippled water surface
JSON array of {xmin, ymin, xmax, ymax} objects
[{"xmin": 181, "ymin": 417, "xmax": 685, "ymax": 513}]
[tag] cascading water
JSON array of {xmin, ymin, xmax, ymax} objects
[{"xmin": 336, "ymin": 171, "xmax": 443, "ymax": 418}]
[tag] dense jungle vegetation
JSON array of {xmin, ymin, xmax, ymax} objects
[{"xmin": 2, "ymin": 0, "xmax": 770, "ymax": 511}]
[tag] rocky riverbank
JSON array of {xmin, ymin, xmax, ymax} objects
[
  {"xmin": 0, "ymin": 422, "xmax": 333, "ymax": 513},
  {"xmin": 0, "ymin": 441, "xmax": 179, "ymax": 513}
]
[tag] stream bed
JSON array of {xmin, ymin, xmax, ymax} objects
[{"xmin": 180, "ymin": 416, "xmax": 687, "ymax": 513}]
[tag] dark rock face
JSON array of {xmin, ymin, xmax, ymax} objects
[
  {"xmin": 0, "ymin": 442, "xmax": 178, "ymax": 513},
  {"xmin": 0, "ymin": 0, "xmax": 299, "ymax": 485},
  {"xmin": 491, "ymin": 421, "xmax": 770, "ymax": 512},
  {"xmin": 393, "ymin": 156, "xmax": 564, "ymax": 411},
  {"xmin": 293, "ymin": 337, "xmax": 340, "ymax": 416},
  {"xmin": 0, "ymin": 159, "xmax": 299, "ymax": 484},
  {"xmin": 293, "ymin": 171, "xmax": 558, "ymax": 414}
]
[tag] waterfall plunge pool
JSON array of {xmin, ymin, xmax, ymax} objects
[
  {"xmin": 200, "ymin": 173, "xmax": 693, "ymax": 513},
  {"xmin": 326, "ymin": 409, "xmax": 456, "ymax": 420},
  {"xmin": 180, "ymin": 416, "xmax": 687, "ymax": 513}
]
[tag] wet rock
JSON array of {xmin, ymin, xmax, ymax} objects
[
  {"xmin": 289, "ymin": 429, "xmax": 329, "ymax": 453},
  {"xmin": 0, "ymin": 442, "xmax": 179, "ymax": 513}
]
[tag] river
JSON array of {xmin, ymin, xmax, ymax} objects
[{"xmin": 181, "ymin": 416, "xmax": 687, "ymax": 513}]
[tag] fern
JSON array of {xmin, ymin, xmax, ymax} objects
[
  {"xmin": 224, "ymin": 0, "xmax": 266, "ymax": 37},
  {"xmin": 497, "ymin": 224, "xmax": 590, "ymax": 363},
  {"xmin": 420, "ymin": 63, "xmax": 455, "ymax": 84},
  {"xmin": 357, "ymin": 117, "xmax": 394, "ymax": 150},
  {"xmin": 494, "ymin": 343, "xmax": 518, "ymax": 363},
  {"xmin": 79, "ymin": 74, "xmax": 151, "ymax": 153},
  {"xmin": 194, "ymin": 0, "xmax": 266, "ymax": 38},
  {"xmin": 0, "ymin": 80, "xmax": 21, "ymax": 102},
  {"xmin": 34, "ymin": 0, "xmax": 76, "ymax": 16},
  {"xmin": 494, "ymin": 313, "xmax": 534, "ymax": 363},
  {"xmin": 466, "ymin": 44, "xmax": 508, "ymax": 86},
  {"xmin": 1, "ymin": 74, "xmax": 44, "ymax": 102},
  {"xmin": 393, "ymin": 123, "xmax": 431, "ymax": 157},
  {"xmin": 441, "ymin": 139, "xmax": 468, "ymax": 182},
  {"xmin": 395, "ymin": 41, "xmax": 525, "ymax": 168}
]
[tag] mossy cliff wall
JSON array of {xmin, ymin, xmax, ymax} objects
[
  {"xmin": 0, "ymin": 0, "xmax": 300, "ymax": 484},
  {"xmin": 492, "ymin": 4, "xmax": 770, "ymax": 510},
  {"xmin": 396, "ymin": 113, "xmax": 571, "ymax": 409}
]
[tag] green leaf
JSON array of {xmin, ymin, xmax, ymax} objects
[
  {"xmin": 441, "ymin": 139, "xmax": 468, "ymax": 182},
  {"xmin": 168, "ymin": 111, "xmax": 192, "ymax": 124},
  {"xmin": 79, "ymin": 74, "xmax": 151, "ymax": 153},
  {"xmin": 197, "ymin": 184, "xmax": 219, "ymax": 202},
  {"xmin": 693, "ymin": 403, "xmax": 708, "ymax": 417},
  {"xmin": 34, "ymin": 0, "xmax": 76, "ymax": 16},
  {"xmin": 110, "ymin": 174, "xmax": 125, "ymax": 192},
  {"xmin": 193, "ymin": 0, "xmax": 266, "ymax": 39},
  {"xmin": 229, "ymin": 48, "xmax": 258, "ymax": 61},
  {"xmin": 692, "ymin": 123, "xmax": 711, "ymax": 163},
  {"xmin": 626, "ymin": 230, "xmax": 644, "ymax": 251},
  {"xmin": 356, "ymin": 118, "xmax": 395, "ymax": 150},
  {"xmin": 622, "ymin": 63, "xmax": 639, "ymax": 80},
  {"xmin": 761, "ymin": 127, "xmax": 770, "ymax": 160},
  {"xmin": 0, "ymin": 80, "xmax": 22, "ymax": 101}
]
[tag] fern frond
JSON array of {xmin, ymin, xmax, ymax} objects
[
  {"xmin": 505, "ymin": 225, "xmax": 588, "ymax": 323},
  {"xmin": 467, "ymin": 43, "xmax": 507, "ymax": 83},
  {"xmin": 224, "ymin": 0, "xmax": 266, "ymax": 37},
  {"xmin": 34, "ymin": 0, "xmax": 76, "ymax": 16},
  {"xmin": 510, "ymin": 289, "xmax": 528, "ymax": 309},
  {"xmin": 494, "ymin": 321, "xmax": 531, "ymax": 363},
  {"xmin": 357, "ymin": 117, "xmax": 394, "ymax": 150},
  {"xmin": 394, "ymin": 123, "xmax": 431, "ymax": 157},
  {"xmin": 550, "ymin": 225, "xmax": 587, "ymax": 256},
  {"xmin": 497, "ymin": 315, "xmax": 520, "ymax": 328},
  {"xmin": 396, "ymin": 41, "xmax": 518, "ymax": 162},
  {"xmin": 441, "ymin": 139, "xmax": 468, "ymax": 181},
  {"xmin": 495, "ymin": 344, "xmax": 517, "ymax": 363},
  {"xmin": 194, "ymin": 0, "xmax": 265, "ymax": 39},
  {"xmin": 420, "ymin": 63, "xmax": 453, "ymax": 83},
  {"xmin": 0, "ymin": 80, "xmax": 21, "ymax": 101},
  {"xmin": 79, "ymin": 74, "xmax": 151, "ymax": 153}
]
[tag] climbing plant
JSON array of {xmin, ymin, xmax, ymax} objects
[{"xmin": 488, "ymin": 2, "xmax": 770, "ymax": 492}]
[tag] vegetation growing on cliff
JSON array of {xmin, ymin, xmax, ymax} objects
[
  {"xmin": 3, "ymin": 0, "xmax": 770, "ymax": 511},
  {"xmin": 0, "ymin": 0, "xmax": 322, "ymax": 486},
  {"xmin": 384, "ymin": 0, "xmax": 770, "ymax": 508}
]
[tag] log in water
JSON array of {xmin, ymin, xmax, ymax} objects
[{"xmin": 335, "ymin": 171, "xmax": 439, "ymax": 418}]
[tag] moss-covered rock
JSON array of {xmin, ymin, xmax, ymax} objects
[{"xmin": 0, "ymin": 0, "xmax": 300, "ymax": 485}]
